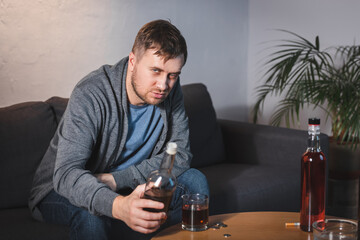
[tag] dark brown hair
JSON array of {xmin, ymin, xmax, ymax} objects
[{"xmin": 132, "ymin": 19, "xmax": 187, "ymax": 65}]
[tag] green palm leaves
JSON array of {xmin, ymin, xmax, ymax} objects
[{"xmin": 252, "ymin": 30, "xmax": 360, "ymax": 148}]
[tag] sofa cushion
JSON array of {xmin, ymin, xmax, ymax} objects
[
  {"xmin": 0, "ymin": 102, "xmax": 57, "ymax": 209},
  {"xmin": 0, "ymin": 208, "xmax": 69, "ymax": 240},
  {"xmin": 200, "ymin": 163, "xmax": 300, "ymax": 214},
  {"xmin": 181, "ymin": 83, "xmax": 225, "ymax": 168}
]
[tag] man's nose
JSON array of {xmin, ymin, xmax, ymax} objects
[{"xmin": 156, "ymin": 76, "xmax": 169, "ymax": 91}]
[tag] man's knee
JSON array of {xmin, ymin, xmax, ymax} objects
[
  {"xmin": 178, "ymin": 168, "xmax": 209, "ymax": 196},
  {"xmin": 70, "ymin": 210, "xmax": 110, "ymax": 240}
]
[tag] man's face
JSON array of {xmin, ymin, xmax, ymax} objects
[{"xmin": 127, "ymin": 49, "xmax": 184, "ymax": 106}]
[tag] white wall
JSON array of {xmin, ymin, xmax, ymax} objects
[
  {"xmin": 3, "ymin": 0, "xmax": 358, "ymax": 135},
  {"xmin": 0, "ymin": 0, "xmax": 249, "ymax": 121},
  {"xmin": 248, "ymin": 0, "xmax": 360, "ymax": 135}
]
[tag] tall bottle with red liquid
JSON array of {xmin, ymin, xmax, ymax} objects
[{"xmin": 300, "ymin": 118, "xmax": 326, "ymax": 232}]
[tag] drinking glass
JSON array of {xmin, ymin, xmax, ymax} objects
[{"xmin": 181, "ymin": 194, "xmax": 209, "ymax": 231}]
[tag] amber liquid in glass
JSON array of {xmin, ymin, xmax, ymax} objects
[
  {"xmin": 300, "ymin": 151, "xmax": 326, "ymax": 232},
  {"xmin": 182, "ymin": 204, "xmax": 209, "ymax": 227}
]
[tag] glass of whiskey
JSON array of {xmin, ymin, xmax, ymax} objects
[{"xmin": 181, "ymin": 194, "xmax": 209, "ymax": 231}]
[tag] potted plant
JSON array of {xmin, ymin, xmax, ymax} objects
[
  {"xmin": 252, "ymin": 31, "xmax": 360, "ymax": 218},
  {"xmin": 252, "ymin": 30, "xmax": 359, "ymax": 149}
]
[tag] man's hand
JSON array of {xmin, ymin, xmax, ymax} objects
[
  {"xmin": 112, "ymin": 184, "xmax": 166, "ymax": 234},
  {"xmin": 95, "ymin": 173, "xmax": 116, "ymax": 191}
]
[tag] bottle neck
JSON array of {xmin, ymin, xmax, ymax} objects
[
  {"xmin": 160, "ymin": 152, "xmax": 175, "ymax": 172},
  {"xmin": 307, "ymin": 124, "xmax": 321, "ymax": 151}
]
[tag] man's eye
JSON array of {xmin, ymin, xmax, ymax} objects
[
  {"xmin": 169, "ymin": 74, "xmax": 179, "ymax": 80},
  {"xmin": 152, "ymin": 69, "xmax": 160, "ymax": 73}
]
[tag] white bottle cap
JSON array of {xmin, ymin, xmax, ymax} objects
[{"xmin": 166, "ymin": 142, "xmax": 177, "ymax": 155}]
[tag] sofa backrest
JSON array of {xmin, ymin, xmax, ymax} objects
[
  {"xmin": 181, "ymin": 83, "xmax": 225, "ymax": 168},
  {"xmin": 46, "ymin": 97, "xmax": 69, "ymax": 124},
  {"xmin": 0, "ymin": 102, "xmax": 58, "ymax": 209}
]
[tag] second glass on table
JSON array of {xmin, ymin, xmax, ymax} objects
[{"xmin": 181, "ymin": 193, "xmax": 209, "ymax": 231}]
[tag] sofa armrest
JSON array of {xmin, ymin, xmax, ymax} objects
[{"xmin": 218, "ymin": 119, "xmax": 329, "ymax": 167}]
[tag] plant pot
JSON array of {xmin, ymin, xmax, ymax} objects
[{"xmin": 327, "ymin": 139, "xmax": 360, "ymax": 219}]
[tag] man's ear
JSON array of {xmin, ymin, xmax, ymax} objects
[{"xmin": 128, "ymin": 52, "xmax": 136, "ymax": 72}]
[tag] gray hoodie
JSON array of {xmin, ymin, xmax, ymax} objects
[{"xmin": 29, "ymin": 57, "xmax": 191, "ymax": 221}]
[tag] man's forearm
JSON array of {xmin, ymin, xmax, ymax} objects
[{"xmin": 95, "ymin": 173, "xmax": 117, "ymax": 191}]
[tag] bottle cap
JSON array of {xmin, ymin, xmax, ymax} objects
[
  {"xmin": 308, "ymin": 118, "xmax": 320, "ymax": 125},
  {"xmin": 166, "ymin": 142, "xmax": 177, "ymax": 155}
]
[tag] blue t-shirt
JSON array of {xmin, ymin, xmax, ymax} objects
[{"xmin": 111, "ymin": 104, "xmax": 163, "ymax": 172}]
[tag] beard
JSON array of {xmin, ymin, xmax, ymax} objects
[
  {"xmin": 130, "ymin": 66, "xmax": 167, "ymax": 105},
  {"xmin": 130, "ymin": 67, "xmax": 147, "ymax": 104}
]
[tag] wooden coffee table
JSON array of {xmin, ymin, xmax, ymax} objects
[{"xmin": 152, "ymin": 211, "xmax": 313, "ymax": 240}]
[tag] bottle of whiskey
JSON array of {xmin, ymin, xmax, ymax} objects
[
  {"xmin": 143, "ymin": 142, "xmax": 177, "ymax": 214},
  {"xmin": 300, "ymin": 118, "xmax": 326, "ymax": 232}
]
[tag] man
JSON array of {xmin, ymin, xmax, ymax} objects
[{"xmin": 29, "ymin": 19, "xmax": 209, "ymax": 240}]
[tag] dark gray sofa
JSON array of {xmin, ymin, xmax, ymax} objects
[{"xmin": 0, "ymin": 83, "xmax": 329, "ymax": 239}]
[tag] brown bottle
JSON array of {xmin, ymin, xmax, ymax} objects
[{"xmin": 300, "ymin": 118, "xmax": 326, "ymax": 232}]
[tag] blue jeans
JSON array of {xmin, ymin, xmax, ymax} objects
[{"xmin": 38, "ymin": 168, "xmax": 209, "ymax": 240}]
